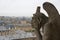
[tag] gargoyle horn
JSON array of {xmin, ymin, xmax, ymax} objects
[{"xmin": 36, "ymin": 6, "xmax": 40, "ymax": 14}]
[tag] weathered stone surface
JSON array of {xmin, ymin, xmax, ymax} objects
[
  {"xmin": 31, "ymin": 6, "xmax": 48, "ymax": 40},
  {"xmin": 31, "ymin": 2, "xmax": 60, "ymax": 40},
  {"xmin": 43, "ymin": 2, "xmax": 59, "ymax": 19},
  {"xmin": 43, "ymin": 2, "xmax": 60, "ymax": 40}
]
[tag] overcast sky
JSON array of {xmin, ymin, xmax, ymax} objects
[{"xmin": 0, "ymin": 0, "xmax": 60, "ymax": 17}]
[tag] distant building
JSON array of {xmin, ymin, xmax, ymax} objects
[
  {"xmin": 0, "ymin": 20, "xmax": 5, "ymax": 26},
  {"xmin": 5, "ymin": 24, "xmax": 15, "ymax": 30},
  {"xmin": 0, "ymin": 26, "xmax": 9, "ymax": 36},
  {"xmin": 14, "ymin": 24, "xmax": 32, "ymax": 31},
  {"xmin": 20, "ymin": 20, "xmax": 27, "ymax": 24},
  {"xmin": 0, "ymin": 25, "xmax": 16, "ymax": 36}
]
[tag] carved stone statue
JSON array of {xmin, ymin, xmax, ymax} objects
[
  {"xmin": 31, "ymin": 6, "xmax": 48, "ymax": 40},
  {"xmin": 31, "ymin": 2, "xmax": 60, "ymax": 40}
]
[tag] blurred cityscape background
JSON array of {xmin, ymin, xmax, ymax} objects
[{"xmin": 0, "ymin": 16, "xmax": 37, "ymax": 40}]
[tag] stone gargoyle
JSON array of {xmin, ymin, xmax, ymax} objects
[{"xmin": 31, "ymin": 2, "xmax": 60, "ymax": 40}]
